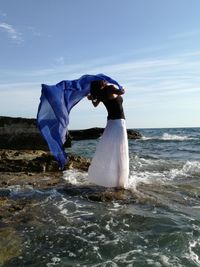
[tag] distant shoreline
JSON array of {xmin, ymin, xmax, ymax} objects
[
  {"xmin": 0, "ymin": 116, "xmax": 142, "ymax": 151},
  {"xmin": 0, "ymin": 115, "xmax": 199, "ymax": 130}
]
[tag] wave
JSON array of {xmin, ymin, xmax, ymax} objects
[
  {"xmin": 161, "ymin": 133, "xmax": 195, "ymax": 141},
  {"xmin": 169, "ymin": 160, "xmax": 200, "ymax": 179},
  {"xmin": 63, "ymin": 169, "xmax": 88, "ymax": 185},
  {"xmin": 142, "ymin": 133, "xmax": 196, "ymax": 141},
  {"xmin": 128, "ymin": 157, "xmax": 200, "ymax": 188},
  {"xmin": 61, "ymin": 157, "xmax": 200, "ymax": 190}
]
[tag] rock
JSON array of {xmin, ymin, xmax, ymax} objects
[
  {"xmin": 127, "ymin": 129, "xmax": 142, "ymax": 139},
  {"xmin": 0, "ymin": 116, "xmax": 48, "ymax": 150},
  {"xmin": 0, "ymin": 116, "xmax": 72, "ymax": 150},
  {"xmin": 0, "ymin": 227, "xmax": 22, "ymax": 266},
  {"xmin": 69, "ymin": 128, "xmax": 103, "ymax": 140},
  {"xmin": 0, "ymin": 116, "xmax": 142, "ymax": 150},
  {"xmin": 67, "ymin": 154, "xmax": 90, "ymax": 171},
  {"xmin": 60, "ymin": 185, "xmax": 137, "ymax": 203},
  {"xmin": 0, "ymin": 189, "xmax": 10, "ymax": 197},
  {"xmin": 0, "ymin": 172, "xmax": 62, "ymax": 190},
  {"xmin": 0, "ymin": 149, "xmax": 90, "ymax": 173},
  {"xmin": 69, "ymin": 127, "xmax": 142, "ymax": 140}
]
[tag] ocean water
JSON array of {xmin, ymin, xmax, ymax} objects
[{"xmin": 3, "ymin": 128, "xmax": 200, "ymax": 267}]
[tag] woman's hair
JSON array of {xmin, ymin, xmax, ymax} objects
[{"xmin": 90, "ymin": 80, "xmax": 106, "ymax": 101}]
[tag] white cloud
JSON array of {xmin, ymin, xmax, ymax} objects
[
  {"xmin": 1, "ymin": 48, "xmax": 200, "ymax": 101},
  {"xmin": 0, "ymin": 48, "xmax": 200, "ymax": 127},
  {"xmin": 0, "ymin": 22, "xmax": 23, "ymax": 43}
]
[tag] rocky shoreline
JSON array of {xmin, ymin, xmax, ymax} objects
[
  {"xmin": 0, "ymin": 149, "xmax": 90, "ymax": 172},
  {"xmin": 0, "ymin": 116, "xmax": 142, "ymax": 150},
  {"xmin": 0, "ymin": 116, "xmax": 143, "ymax": 196},
  {"xmin": 0, "ymin": 115, "xmax": 142, "ymax": 190}
]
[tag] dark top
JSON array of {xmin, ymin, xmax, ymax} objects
[{"xmin": 103, "ymin": 96, "xmax": 125, "ymax": 120}]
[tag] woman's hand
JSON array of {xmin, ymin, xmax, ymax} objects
[
  {"xmin": 92, "ymin": 99, "xmax": 100, "ymax": 107},
  {"xmin": 87, "ymin": 94, "xmax": 100, "ymax": 107},
  {"xmin": 87, "ymin": 94, "xmax": 93, "ymax": 100},
  {"xmin": 121, "ymin": 88, "xmax": 125, "ymax": 94}
]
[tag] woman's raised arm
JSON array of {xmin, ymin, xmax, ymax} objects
[{"xmin": 107, "ymin": 85, "xmax": 125, "ymax": 95}]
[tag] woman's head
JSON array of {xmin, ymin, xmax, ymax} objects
[{"xmin": 90, "ymin": 80, "xmax": 106, "ymax": 100}]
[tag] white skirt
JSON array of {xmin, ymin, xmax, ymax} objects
[{"xmin": 88, "ymin": 119, "xmax": 129, "ymax": 188}]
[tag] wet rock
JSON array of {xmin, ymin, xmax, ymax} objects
[
  {"xmin": 0, "ymin": 227, "xmax": 22, "ymax": 266},
  {"xmin": 0, "ymin": 151, "xmax": 9, "ymax": 159},
  {"xmin": 87, "ymin": 188, "xmax": 137, "ymax": 203},
  {"xmin": 0, "ymin": 189, "xmax": 10, "ymax": 197},
  {"xmin": 0, "ymin": 196, "xmax": 42, "ymax": 226},
  {"xmin": 127, "ymin": 129, "xmax": 142, "ymax": 139},
  {"xmin": 61, "ymin": 185, "xmax": 137, "ymax": 203},
  {"xmin": 0, "ymin": 149, "xmax": 90, "ymax": 172},
  {"xmin": 0, "ymin": 172, "xmax": 63, "ymax": 190},
  {"xmin": 67, "ymin": 154, "xmax": 90, "ymax": 171}
]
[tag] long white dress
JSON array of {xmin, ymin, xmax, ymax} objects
[{"xmin": 88, "ymin": 119, "xmax": 129, "ymax": 188}]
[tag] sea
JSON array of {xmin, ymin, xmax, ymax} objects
[{"xmin": 3, "ymin": 127, "xmax": 200, "ymax": 267}]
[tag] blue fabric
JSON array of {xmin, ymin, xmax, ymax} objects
[{"xmin": 37, "ymin": 73, "xmax": 122, "ymax": 169}]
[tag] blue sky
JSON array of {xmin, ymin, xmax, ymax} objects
[{"xmin": 0, "ymin": 0, "xmax": 200, "ymax": 129}]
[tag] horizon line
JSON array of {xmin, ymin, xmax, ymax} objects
[{"xmin": 0, "ymin": 115, "xmax": 199, "ymax": 130}]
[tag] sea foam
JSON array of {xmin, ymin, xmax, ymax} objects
[
  {"xmin": 169, "ymin": 160, "xmax": 200, "ymax": 179},
  {"xmin": 62, "ymin": 169, "xmax": 88, "ymax": 185},
  {"xmin": 142, "ymin": 133, "xmax": 195, "ymax": 141}
]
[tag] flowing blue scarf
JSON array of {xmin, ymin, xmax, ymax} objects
[{"xmin": 37, "ymin": 73, "xmax": 122, "ymax": 169}]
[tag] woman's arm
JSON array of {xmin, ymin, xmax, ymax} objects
[{"xmin": 87, "ymin": 94, "xmax": 100, "ymax": 107}]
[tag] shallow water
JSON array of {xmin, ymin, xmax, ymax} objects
[{"xmin": 1, "ymin": 127, "xmax": 200, "ymax": 267}]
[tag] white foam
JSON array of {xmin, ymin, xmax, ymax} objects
[
  {"xmin": 169, "ymin": 161, "xmax": 200, "ymax": 179},
  {"xmin": 185, "ymin": 239, "xmax": 200, "ymax": 266},
  {"xmin": 161, "ymin": 133, "xmax": 193, "ymax": 141},
  {"xmin": 62, "ymin": 156, "xmax": 199, "ymax": 191},
  {"xmin": 127, "ymin": 171, "xmax": 166, "ymax": 189},
  {"xmin": 159, "ymin": 255, "xmax": 171, "ymax": 266},
  {"xmin": 127, "ymin": 156, "xmax": 173, "ymax": 188},
  {"xmin": 62, "ymin": 169, "xmax": 88, "ymax": 185},
  {"xmin": 182, "ymin": 161, "xmax": 200, "ymax": 175},
  {"xmin": 128, "ymin": 155, "xmax": 200, "ymax": 187},
  {"xmin": 141, "ymin": 136, "xmax": 155, "ymax": 140},
  {"xmin": 46, "ymin": 257, "xmax": 61, "ymax": 267},
  {"xmin": 142, "ymin": 133, "xmax": 195, "ymax": 141},
  {"xmin": 128, "ymin": 161, "xmax": 200, "ymax": 188}
]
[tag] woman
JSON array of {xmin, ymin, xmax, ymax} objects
[{"xmin": 87, "ymin": 80, "xmax": 129, "ymax": 188}]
